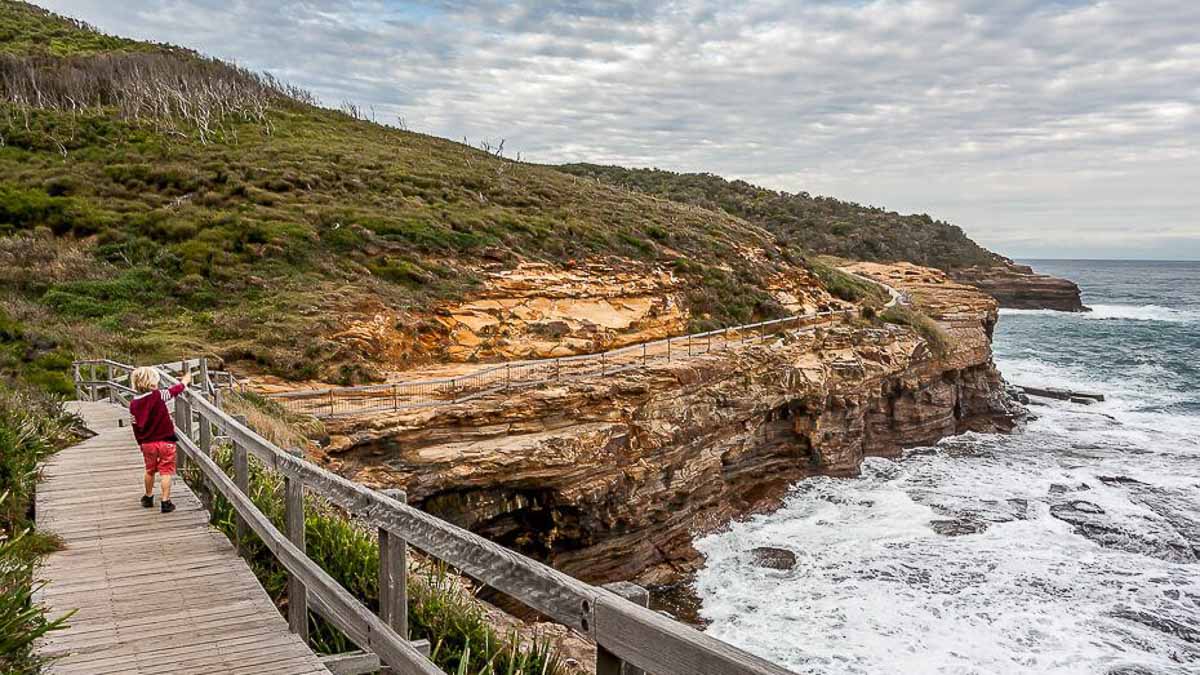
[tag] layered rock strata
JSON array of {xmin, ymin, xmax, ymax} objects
[
  {"xmin": 321, "ymin": 264, "xmax": 1020, "ymax": 586},
  {"xmin": 950, "ymin": 262, "xmax": 1087, "ymax": 312}
]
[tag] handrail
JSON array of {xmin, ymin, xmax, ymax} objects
[
  {"xmin": 270, "ymin": 307, "xmax": 860, "ymax": 417},
  {"xmin": 74, "ymin": 358, "xmax": 796, "ymax": 675}
]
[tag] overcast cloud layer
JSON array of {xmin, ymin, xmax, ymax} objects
[{"xmin": 42, "ymin": 0, "xmax": 1200, "ymax": 260}]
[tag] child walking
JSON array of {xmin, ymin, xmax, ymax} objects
[{"xmin": 129, "ymin": 367, "xmax": 191, "ymax": 513}]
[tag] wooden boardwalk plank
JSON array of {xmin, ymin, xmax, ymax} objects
[{"xmin": 35, "ymin": 401, "xmax": 330, "ymax": 674}]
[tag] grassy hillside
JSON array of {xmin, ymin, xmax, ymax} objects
[
  {"xmin": 0, "ymin": 1, "xmax": 811, "ymax": 385},
  {"xmin": 558, "ymin": 164, "xmax": 1002, "ymax": 270}
]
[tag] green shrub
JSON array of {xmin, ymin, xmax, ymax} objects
[
  {"xmin": 0, "ymin": 383, "xmax": 82, "ymax": 535},
  {"xmin": 0, "ymin": 382, "xmax": 81, "ymax": 673},
  {"xmin": 0, "ymin": 310, "xmax": 75, "ymax": 397},
  {"xmin": 881, "ymin": 305, "xmax": 952, "ymax": 356},
  {"xmin": 810, "ymin": 260, "xmax": 888, "ymax": 306},
  {"xmin": 41, "ymin": 267, "xmax": 167, "ymax": 321},
  {"xmin": 0, "ymin": 499, "xmax": 74, "ymax": 675}
]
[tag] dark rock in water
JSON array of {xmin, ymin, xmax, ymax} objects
[
  {"xmin": 1099, "ymin": 475, "xmax": 1148, "ymax": 487},
  {"xmin": 1049, "ymin": 483, "xmax": 1091, "ymax": 494},
  {"xmin": 1050, "ymin": 499, "xmax": 1197, "ymax": 563},
  {"xmin": 930, "ymin": 518, "xmax": 988, "ymax": 536},
  {"xmin": 750, "ymin": 546, "xmax": 797, "ymax": 570},
  {"xmin": 648, "ymin": 575, "xmax": 709, "ymax": 629},
  {"xmin": 1106, "ymin": 666, "xmax": 1164, "ymax": 675},
  {"xmin": 1052, "ymin": 500, "xmax": 1105, "ymax": 515},
  {"xmin": 1111, "ymin": 608, "xmax": 1200, "ymax": 644}
]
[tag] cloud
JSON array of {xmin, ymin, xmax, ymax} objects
[{"xmin": 40, "ymin": 0, "xmax": 1200, "ymax": 259}]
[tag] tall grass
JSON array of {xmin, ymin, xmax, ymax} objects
[
  {"xmin": 0, "ymin": 383, "xmax": 82, "ymax": 673},
  {"xmin": 809, "ymin": 259, "xmax": 889, "ymax": 307},
  {"xmin": 182, "ymin": 447, "xmax": 564, "ymax": 675}
]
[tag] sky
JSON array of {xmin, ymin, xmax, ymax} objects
[{"xmin": 41, "ymin": 0, "xmax": 1200, "ymax": 260}]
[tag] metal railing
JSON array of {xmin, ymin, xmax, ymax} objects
[
  {"xmin": 272, "ymin": 307, "xmax": 860, "ymax": 418},
  {"xmin": 72, "ymin": 359, "xmax": 796, "ymax": 675}
]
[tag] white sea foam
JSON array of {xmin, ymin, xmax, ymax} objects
[
  {"xmin": 1000, "ymin": 304, "xmax": 1198, "ymax": 323},
  {"xmin": 694, "ymin": 282, "xmax": 1200, "ymax": 674},
  {"xmin": 694, "ymin": 408, "xmax": 1200, "ymax": 674}
]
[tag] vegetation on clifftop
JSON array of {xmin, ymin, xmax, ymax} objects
[
  {"xmin": 559, "ymin": 164, "xmax": 1002, "ymax": 271},
  {"xmin": 0, "ymin": 1, "xmax": 809, "ymax": 384}
]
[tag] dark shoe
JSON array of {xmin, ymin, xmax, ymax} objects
[
  {"xmin": 141, "ymin": 495, "xmax": 154, "ymax": 508},
  {"xmin": 161, "ymin": 500, "xmax": 176, "ymax": 513}
]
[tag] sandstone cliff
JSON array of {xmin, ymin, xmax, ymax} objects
[
  {"xmin": 950, "ymin": 262, "xmax": 1087, "ymax": 312},
  {"xmin": 318, "ymin": 263, "xmax": 1021, "ymax": 586}
]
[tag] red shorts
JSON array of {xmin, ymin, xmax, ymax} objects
[{"xmin": 140, "ymin": 441, "xmax": 177, "ymax": 475}]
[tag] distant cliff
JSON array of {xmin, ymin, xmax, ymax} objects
[
  {"xmin": 949, "ymin": 263, "xmax": 1088, "ymax": 312},
  {"xmin": 558, "ymin": 164, "xmax": 1087, "ymax": 312}
]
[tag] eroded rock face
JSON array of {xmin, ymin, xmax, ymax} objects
[
  {"xmin": 435, "ymin": 263, "xmax": 690, "ymax": 361},
  {"xmin": 320, "ymin": 264, "xmax": 1021, "ymax": 586},
  {"xmin": 949, "ymin": 262, "xmax": 1087, "ymax": 312}
]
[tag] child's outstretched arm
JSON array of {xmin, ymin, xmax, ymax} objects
[{"xmin": 160, "ymin": 371, "xmax": 190, "ymax": 401}]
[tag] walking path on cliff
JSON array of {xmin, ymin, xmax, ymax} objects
[
  {"xmin": 34, "ymin": 401, "xmax": 330, "ymax": 675},
  {"xmin": 267, "ymin": 270, "xmax": 907, "ymax": 418}
]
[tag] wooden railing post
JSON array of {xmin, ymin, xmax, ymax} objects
[
  {"xmin": 175, "ymin": 396, "xmax": 192, "ymax": 473},
  {"xmin": 199, "ymin": 357, "xmax": 211, "ymax": 399},
  {"xmin": 378, "ymin": 488, "xmax": 408, "ymax": 640},
  {"xmin": 285, "ymin": 447, "xmax": 308, "ymax": 641},
  {"xmin": 232, "ymin": 416, "xmax": 250, "ymax": 555},
  {"xmin": 73, "ymin": 363, "xmax": 82, "ymax": 400},
  {"xmin": 597, "ymin": 582, "xmax": 649, "ymax": 675},
  {"xmin": 105, "ymin": 363, "xmax": 115, "ymax": 403}
]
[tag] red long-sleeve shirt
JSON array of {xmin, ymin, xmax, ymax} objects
[{"xmin": 129, "ymin": 383, "xmax": 186, "ymax": 445}]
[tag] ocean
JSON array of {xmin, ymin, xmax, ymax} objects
[{"xmin": 693, "ymin": 260, "xmax": 1200, "ymax": 675}]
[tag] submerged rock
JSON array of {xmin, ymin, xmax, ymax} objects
[
  {"xmin": 1111, "ymin": 608, "xmax": 1200, "ymax": 644},
  {"xmin": 750, "ymin": 547, "xmax": 797, "ymax": 570},
  {"xmin": 929, "ymin": 518, "xmax": 988, "ymax": 536},
  {"xmin": 1050, "ymin": 500, "xmax": 1197, "ymax": 563}
]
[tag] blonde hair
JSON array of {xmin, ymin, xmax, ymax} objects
[{"xmin": 131, "ymin": 367, "xmax": 161, "ymax": 393}]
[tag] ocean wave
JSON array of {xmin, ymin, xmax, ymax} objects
[{"xmin": 1000, "ymin": 304, "xmax": 1197, "ymax": 322}]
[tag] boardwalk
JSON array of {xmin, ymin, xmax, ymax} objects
[{"xmin": 35, "ymin": 401, "xmax": 329, "ymax": 675}]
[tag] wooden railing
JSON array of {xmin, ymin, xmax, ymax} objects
[
  {"xmin": 74, "ymin": 358, "xmax": 796, "ymax": 675},
  {"xmin": 272, "ymin": 308, "xmax": 860, "ymax": 418}
]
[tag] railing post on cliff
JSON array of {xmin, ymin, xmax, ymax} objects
[
  {"xmin": 199, "ymin": 357, "xmax": 211, "ymax": 399},
  {"xmin": 506, "ymin": 364, "xmax": 511, "ymax": 391},
  {"xmin": 601, "ymin": 351, "xmax": 606, "ymax": 376},
  {"xmin": 687, "ymin": 334, "xmax": 692, "ymax": 356},
  {"xmin": 175, "ymin": 395, "xmax": 192, "ymax": 474},
  {"xmin": 284, "ymin": 447, "xmax": 309, "ymax": 642},
  {"xmin": 232, "ymin": 414, "xmax": 250, "ymax": 556},
  {"xmin": 379, "ymin": 488, "xmax": 409, "ymax": 641},
  {"xmin": 328, "ymin": 390, "xmax": 335, "ymax": 417},
  {"xmin": 597, "ymin": 581, "xmax": 650, "ymax": 675},
  {"xmin": 392, "ymin": 384, "xmax": 399, "ymax": 411},
  {"xmin": 643, "ymin": 343, "xmax": 647, "ymax": 365},
  {"xmin": 667, "ymin": 338, "xmax": 672, "ymax": 362}
]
